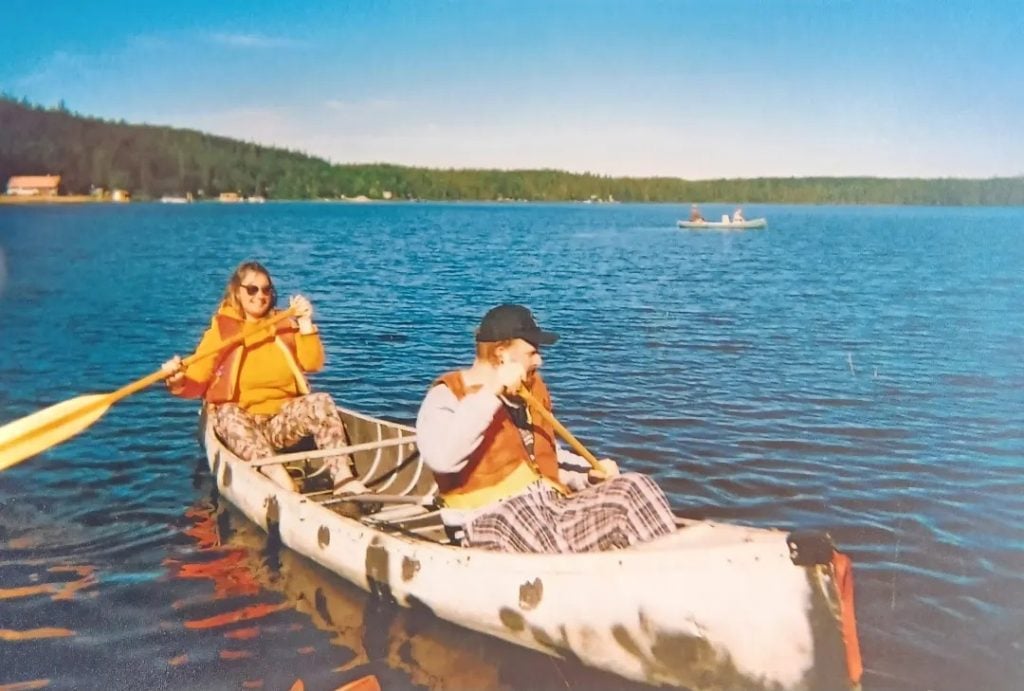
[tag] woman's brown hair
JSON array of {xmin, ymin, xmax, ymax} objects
[{"xmin": 220, "ymin": 260, "xmax": 276, "ymax": 313}]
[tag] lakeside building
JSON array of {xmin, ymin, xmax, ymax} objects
[
  {"xmin": 0, "ymin": 177, "xmax": 133, "ymax": 204},
  {"xmin": 6, "ymin": 175, "xmax": 61, "ymax": 196}
]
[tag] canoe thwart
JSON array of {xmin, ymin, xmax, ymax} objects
[
  {"xmin": 321, "ymin": 492, "xmax": 437, "ymax": 507},
  {"xmin": 249, "ymin": 435, "xmax": 418, "ymax": 467}
]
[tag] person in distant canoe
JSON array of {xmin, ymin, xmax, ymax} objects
[
  {"xmin": 732, "ymin": 207, "xmax": 745, "ymax": 223},
  {"xmin": 689, "ymin": 203, "xmax": 704, "ymax": 222},
  {"xmin": 415, "ymin": 304, "xmax": 676, "ymax": 553},
  {"xmin": 162, "ymin": 261, "xmax": 367, "ymax": 495}
]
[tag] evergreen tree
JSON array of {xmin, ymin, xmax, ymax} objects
[{"xmin": 1, "ymin": 95, "xmax": 1022, "ymax": 204}]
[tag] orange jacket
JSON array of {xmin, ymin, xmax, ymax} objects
[
  {"xmin": 170, "ymin": 305, "xmax": 324, "ymax": 415},
  {"xmin": 433, "ymin": 371, "xmax": 564, "ymax": 502}
]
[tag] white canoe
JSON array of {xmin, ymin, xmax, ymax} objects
[
  {"xmin": 200, "ymin": 404, "xmax": 861, "ymax": 690},
  {"xmin": 677, "ymin": 218, "xmax": 768, "ymax": 229}
]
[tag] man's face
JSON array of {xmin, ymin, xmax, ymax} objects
[{"xmin": 500, "ymin": 338, "xmax": 544, "ymax": 379}]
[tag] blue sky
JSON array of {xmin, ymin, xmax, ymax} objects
[{"xmin": 2, "ymin": 0, "xmax": 1022, "ymax": 178}]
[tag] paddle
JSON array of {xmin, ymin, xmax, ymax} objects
[
  {"xmin": 0, "ymin": 308, "xmax": 297, "ymax": 471},
  {"xmin": 516, "ymin": 386, "xmax": 603, "ymax": 471}
]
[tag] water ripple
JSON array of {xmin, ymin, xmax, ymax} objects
[{"xmin": 2, "ymin": 203, "xmax": 1023, "ymax": 690}]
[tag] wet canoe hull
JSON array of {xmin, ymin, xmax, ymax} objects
[{"xmin": 201, "ymin": 405, "xmax": 858, "ymax": 690}]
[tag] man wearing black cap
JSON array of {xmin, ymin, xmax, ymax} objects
[{"xmin": 415, "ymin": 304, "xmax": 676, "ymax": 553}]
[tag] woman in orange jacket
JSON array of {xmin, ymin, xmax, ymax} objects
[{"xmin": 162, "ymin": 261, "xmax": 366, "ymax": 494}]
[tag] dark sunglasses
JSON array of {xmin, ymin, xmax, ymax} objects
[{"xmin": 241, "ymin": 284, "xmax": 274, "ymax": 296}]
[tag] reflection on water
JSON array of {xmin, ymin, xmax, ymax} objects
[{"xmin": 166, "ymin": 484, "xmax": 649, "ymax": 691}]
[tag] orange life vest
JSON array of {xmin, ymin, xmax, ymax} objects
[
  {"xmin": 433, "ymin": 371, "xmax": 565, "ymax": 505},
  {"xmin": 203, "ymin": 313, "xmax": 309, "ymax": 404}
]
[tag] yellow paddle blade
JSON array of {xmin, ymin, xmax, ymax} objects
[
  {"xmin": 0, "ymin": 309, "xmax": 299, "ymax": 474},
  {"xmin": 0, "ymin": 394, "xmax": 111, "ymax": 471}
]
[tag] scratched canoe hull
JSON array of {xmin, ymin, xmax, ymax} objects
[{"xmin": 200, "ymin": 405, "xmax": 861, "ymax": 690}]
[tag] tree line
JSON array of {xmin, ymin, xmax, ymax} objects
[{"xmin": 2, "ymin": 95, "xmax": 1022, "ymax": 204}]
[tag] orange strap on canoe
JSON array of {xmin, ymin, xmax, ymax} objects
[
  {"xmin": 832, "ymin": 550, "xmax": 863, "ymax": 686},
  {"xmin": 336, "ymin": 675, "xmax": 382, "ymax": 691}
]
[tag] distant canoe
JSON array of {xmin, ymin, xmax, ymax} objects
[{"xmin": 677, "ymin": 218, "xmax": 767, "ymax": 230}]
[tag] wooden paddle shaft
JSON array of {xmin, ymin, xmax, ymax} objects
[
  {"xmin": 183, "ymin": 307, "xmax": 298, "ymax": 367},
  {"xmin": 110, "ymin": 308, "xmax": 298, "ymax": 404},
  {"xmin": 516, "ymin": 387, "xmax": 602, "ymax": 470}
]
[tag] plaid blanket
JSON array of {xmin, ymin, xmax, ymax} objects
[{"xmin": 463, "ymin": 473, "xmax": 675, "ymax": 553}]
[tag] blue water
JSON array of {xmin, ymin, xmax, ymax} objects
[{"xmin": 1, "ymin": 202, "xmax": 1022, "ymax": 690}]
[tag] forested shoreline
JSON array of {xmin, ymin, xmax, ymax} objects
[{"xmin": 2, "ymin": 96, "xmax": 1022, "ymax": 204}]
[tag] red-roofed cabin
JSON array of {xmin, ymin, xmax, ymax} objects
[{"xmin": 6, "ymin": 175, "xmax": 61, "ymax": 196}]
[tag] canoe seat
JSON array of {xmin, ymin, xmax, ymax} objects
[
  {"xmin": 214, "ymin": 431, "xmax": 333, "ymax": 490},
  {"xmin": 275, "ymin": 436, "xmax": 338, "ymax": 489}
]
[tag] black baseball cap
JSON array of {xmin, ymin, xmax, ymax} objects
[{"xmin": 475, "ymin": 304, "xmax": 559, "ymax": 346}]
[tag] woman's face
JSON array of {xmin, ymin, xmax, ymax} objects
[{"xmin": 236, "ymin": 270, "xmax": 274, "ymax": 320}]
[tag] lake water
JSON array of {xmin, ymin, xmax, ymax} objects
[{"xmin": 0, "ymin": 202, "xmax": 1022, "ymax": 690}]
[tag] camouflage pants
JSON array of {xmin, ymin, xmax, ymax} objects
[{"xmin": 212, "ymin": 393, "xmax": 355, "ymax": 483}]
